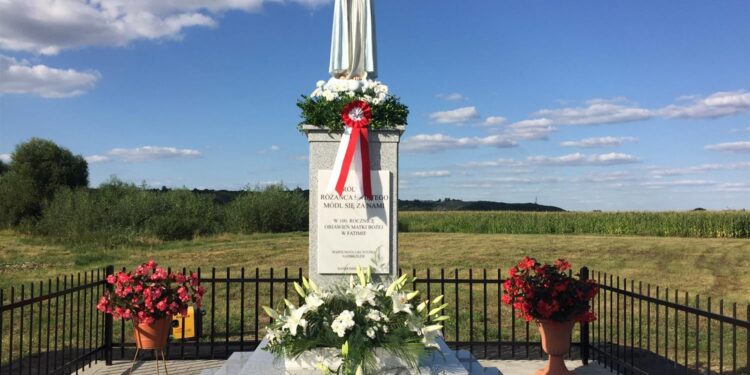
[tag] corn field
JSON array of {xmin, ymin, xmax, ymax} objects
[{"xmin": 399, "ymin": 211, "xmax": 750, "ymax": 238}]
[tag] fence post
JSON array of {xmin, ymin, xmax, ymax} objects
[
  {"xmin": 104, "ymin": 265, "xmax": 114, "ymax": 366},
  {"xmin": 580, "ymin": 266, "xmax": 590, "ymax": 365}
]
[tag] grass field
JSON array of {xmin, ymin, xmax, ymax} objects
[
  {"xmin": 1, "ymin": 230, "xmax": 749, "ymax": 304},
  {"xmin": 1, "ymin": 230, "xmax": 748, "ymax": 372}
]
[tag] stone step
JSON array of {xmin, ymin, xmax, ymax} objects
[
  {"xmin": 215, "ymin": 352, "xmax": 254, "ymax": 375},
  {"xmin": 200, "ymin": 337, "xmax": 500, "ymax": 374},
  {"xmin": 456, "ymin": 350, "xmax": 499, "ymax": 375}
]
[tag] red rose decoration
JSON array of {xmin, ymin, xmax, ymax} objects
[{"xmin": 329, "ymin": 99, "xmax": 375, "ymax": 199}]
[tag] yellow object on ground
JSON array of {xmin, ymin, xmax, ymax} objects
[{"xmin": 172, "ymin": 306, "xmax": 196, "ymax": 339}]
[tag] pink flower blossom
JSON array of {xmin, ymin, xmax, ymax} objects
[{"xmin": 98, "ymin": 261, "xmax": 203, "ymax": 322}]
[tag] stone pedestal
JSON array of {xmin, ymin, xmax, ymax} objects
[{"xmin": 302, "ymin": 124, "xmax": 405, "ymax": 289}]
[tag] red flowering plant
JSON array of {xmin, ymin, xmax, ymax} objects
[
  {"xmin": 502, "ymin": 257, "xmax": 599, "ymax": 323},
  {"xmin": 97, "ymin": 260, "xmax": 205, "ymax": 324}
]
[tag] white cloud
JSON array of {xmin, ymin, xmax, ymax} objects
[
  {"xmin": 482, "ymin": 116, "xmax": 507, "ymax": 126},
  {"xmin": 450, "ymin": 182, "xmax": 495, "ymax": 189},
  {"xmin": 462, "ymin": 90, "xmax": 750, "ymax": 145},
  {"xmin": 560, "ymin": 136, "xmax": 638, "ymax": 148},
  {"xmin": 85, "ymin": 154, "xmax": 110, "ymax": 163},
  {"xmin": 497, "ymin": 90, "xmax": 750, "ymax": 142},
  {"xmin": 0, "ymin": 0, "xmax": 328, "ymax": 55},
  {"xmin": 459, "ymin": 158, "xmax": 521, "ymax": 168},
  {"xmin": 660, "ymin": 91, "xmax": 750, "ymax": 119},
  {"xmin": 0, "ymin": 55, "xmax": 99, "ymax": 98},
  {"xmin": 106, "ymin": 146, "xmax": 201, "ymax": 162},
  {"xmin": 290, "ymin": 0, "xmax": 332, "ymax": 6},
  {"xmin": 436, "ymin": 93, "xmax": 466, "ymax": 101},
  {"xmin": 526, "ymin": 100, "xmax": 653, "ymax": 127},
  {"xmin": 491, "ymin": 177, "xmax": 563, "ymax": 184},
  {"xmin": 730, "ymin": 127, "xmax": 750, "ymax": 133},
  {"xmin": 649, "ymin": 162, "xmax": 750, "ymax": 177},
  {"xmin": 502, "ymin": 124, "xmax": 555, "ymax": 141},
  {"xmin": 450, "ymin": 176, "xmax": 563, "ymax": 189},
  {"xmin": 294, "ymin": 155, "xmax": 308, "ymax": 161},
  {"xmin": 508, "ymin": 118, "xmax": 554, "ymax": 129},
  {"xmin": 0, "ymin": 153, "xmax": 11, "ymax": 163},
  {"xmin": 642, "ymin": 180, "xmax": 716, "ymax": 188},
  {"xmin": 401, "ymin": 133, "xmax": 517, "ymax": 153},
  {"xmin": 459, "ymin": 153, "xmax": 640, "ymax": 168},
  {"xmin": 257, "ymin": 144, "xmax": 280, "ymax": 154},
  {"xmin": 429, "ymin": 106, "xmax": 480, "ymax": 124},
  {"xmin": 410, "ymin": 170, "xmax": 451, "ymax": 178},
  {"xmin": 528, "ymin": 152, "xmax": 641, "ymax": 166},
  {"xmin": 575, "ymin": 171, "xmax": 636, "ymax": 183},
  {"xmin": 717, "ymin": 182, "xmax": 750, "ymax": 192},
  {"xmin": 705, "ymin": 141, "xmax": 750, "ymax": 153}
]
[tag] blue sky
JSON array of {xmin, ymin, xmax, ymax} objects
[{"xmin": 1, "ymin": 0, "xmax": 749, "ymax": 211}]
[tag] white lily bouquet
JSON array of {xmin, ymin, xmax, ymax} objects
[{"xmin": 262, "ymin": 267, "xmax": 448, "ymax": 375}]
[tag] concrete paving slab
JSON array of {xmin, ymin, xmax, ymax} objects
[
  {"xmin": 479, "ymin": 360, "xmax": 614, "ymax": 375},
  {"xmin": 78, "ymin": 360, "xmax": 224, "ymax": 375},
  {"xmin": 80, "ymin": 359, "xmax": 614, "ymax": 375}
]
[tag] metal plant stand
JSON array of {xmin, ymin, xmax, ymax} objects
[{"xmin": 128, "ymin": 347, "xmax": 169, "ymax": 375}]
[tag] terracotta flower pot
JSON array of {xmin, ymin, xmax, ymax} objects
[
  {"xmin": 535, "ymin": 319, "xmax": 575, "ymax": 375},
  {"xmin": 134, "ymin": 318, "xmax": 171, "ymax": 349}
]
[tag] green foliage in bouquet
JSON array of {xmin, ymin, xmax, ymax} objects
[
  {"xmin": 262, "ymin": 267, "xmax": 448, "ymax": 375},
  {"xmin": 297, "ymin": 81, "xmax": 409, "ymax": 132}
]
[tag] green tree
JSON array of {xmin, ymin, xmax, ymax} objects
[
  {"xmin": 0, "ymin": 159, "xmax": 8, "ymax": 176},
  {"xmin": 0, "ymin": 138, "xmax": 89, "ymax": 226},
  {"xmin": 11, "ymin": 138, "xmax": 88, "ymax": 199}
]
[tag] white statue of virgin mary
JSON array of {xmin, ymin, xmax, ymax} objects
[{"xmin": 329, "ymin": 0, "xmax": 377, "ymax": 80}]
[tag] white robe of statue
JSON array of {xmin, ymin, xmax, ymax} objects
[{"xmin": 329, "ymin": 0, "xmax": 377, "ymax": 80}]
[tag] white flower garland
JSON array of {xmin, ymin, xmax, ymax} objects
[{"xmin": 310, "ymin": 78, "xmax": 390, "ymax": 105}]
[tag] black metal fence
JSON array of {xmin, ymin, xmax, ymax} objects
[
  {"xmin": 1, "ymin": 266, "xmax": 749, "ymax": 375},
  {"xmin": 590, "ymin": 270, "xmax": 750, "ymax": 375},
  {"xmin": 0, "ymin": 268, "xmax": 108, "ymax": 375}
]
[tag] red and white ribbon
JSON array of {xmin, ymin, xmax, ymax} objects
[{"xmin": 327, "ymin": 100, "xmax": 373, "ymax": 200}]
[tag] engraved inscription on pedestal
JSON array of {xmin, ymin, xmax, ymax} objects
[{"xmin": 317, "ymin": 170, "xmax": 391, "ymax": 274}]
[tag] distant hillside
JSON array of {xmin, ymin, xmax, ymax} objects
[
  {"xmin": 398, "ymin": 198, "xmax": 565, "ymax": 212},
  {"xmin": 184, "ymin": 188, "xmax": 564, "ymax": 212}
]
